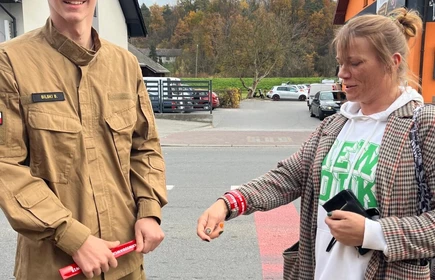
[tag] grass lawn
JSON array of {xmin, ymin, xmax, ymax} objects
[{"xmin": 185, "ymin": 77, "xmax": 337, "ymax": 98}]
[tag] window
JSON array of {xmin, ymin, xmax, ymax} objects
[{"xmin": 363, "ymin": 0, "xmax": 368, "ymax": 7}]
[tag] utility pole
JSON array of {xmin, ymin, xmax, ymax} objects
[{"xmin": 195, "ymin": 44, "xmax": 198, "ymax": 78}]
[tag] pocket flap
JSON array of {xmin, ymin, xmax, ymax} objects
[
  {"xmin": 28, "ymin": 111, "xmax": 81, "ymax": 133},
  {"xmin": 105, "ymin": 105, "xmax": 137, "ymax": 131},
  {"xmin": 149, "ymin": 156, "xmax": 165, "ymax": 171},
  {"xmin": 15, "ymin": 185, "xmax": 48, "ymax": 209}
]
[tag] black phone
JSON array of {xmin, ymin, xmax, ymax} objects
[
  {"xmin": 322, "ymin": 189, "xmax": 375, "ymax": 255},
  {"xmin": 323, "ymin": 189, "xmax": 369, "ymax": 218}
]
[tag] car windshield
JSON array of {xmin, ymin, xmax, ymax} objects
[{"xmin": 320, "ymin": 91, "xmax": 346, "ymax": 101}]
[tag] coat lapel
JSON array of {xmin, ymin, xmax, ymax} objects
[
  {"xmin": 375, "ymin": 102, "xmax": 415, "ymax": 217},
  {"xmin": 312, "ymin": 115, "xmax": 347, "ymax": 204}
]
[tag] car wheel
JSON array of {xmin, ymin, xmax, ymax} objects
[
  {"xmin": 318, "ymin": 110, "xmax": 325, "ymax": 120},
  {"xmin": 272, "ymin": 94, "xmax": 280, "ymax": 101},
  {"xmin": 298, "ymin": 95, "xmax": 306, "ymax": 101},
  {"xmin": 310, "ymin": 107, "xmax": 315, "ymax": 117}
]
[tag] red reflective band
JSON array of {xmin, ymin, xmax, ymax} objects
[
  {"xmin": 229, "ymin": 190, "xmax": 246, "ymax": 215},
  {"xmin": 0, "ymin": 111, "xmax": 2, "ymax": 125},
  {"xmin": 58, "ymin": 240, "xmax": 137, "ymax": 280},
  {"xmin": 224, "ymin": 193, "xmax": 237, "ymax": 212}
]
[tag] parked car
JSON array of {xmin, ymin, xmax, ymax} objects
[
  {"xmin": 310, "ymin": 90, "xmax": 346, "ymax": 120},
  {"xmin": 143, "ymin": 77, "xmax": 190, "ymax": 113},
  {"xmin": 307, "ymin": 83, "xmax": 338, "ymax": 109},
  {"xmin": 295, "ymin": 84, "xmax": 309, "ymax": 95},
  {"xmin": 267, "ymin": 85, "xmax": 307, "ymax": 101},
  {"xmin": 192, "ymin": 91, "xmax": 220, "ymax": 110}
]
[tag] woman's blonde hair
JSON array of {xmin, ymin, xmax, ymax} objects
[{"xmin": 333, "ymin": 8, "xmax": 423, "ymax": 87}]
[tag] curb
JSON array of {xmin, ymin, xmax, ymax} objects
[
  {"xmin": 160, "ymin": 143, "xmax": 302, "ymax": 147},
  {"xmin": 154, "ymin": 113, "xmax": 213, "ymax": 124}
]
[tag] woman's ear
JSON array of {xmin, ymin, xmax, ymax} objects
[{"xmin": 392, "ymin": 53, "xmax": 402, "ymax": 69}]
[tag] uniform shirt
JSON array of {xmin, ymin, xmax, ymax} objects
[{"xmin": 0, "ymin": 19, "xmax": 167, "ymax": 280}]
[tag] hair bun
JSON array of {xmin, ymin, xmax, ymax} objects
[{"xmin": 388, "ymin": 7, "xmax": 422, "ymax": 40}]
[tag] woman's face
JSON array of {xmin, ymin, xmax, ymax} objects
[{"xmin": 336, "ymin": 37, "xmax": 396, "ymax": 109}]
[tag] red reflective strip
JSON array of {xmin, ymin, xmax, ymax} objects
[
  {"xmin": 59, "ymin": 240, "xmax": 137, "ymax": 280},
  {"xmin": 229, "ymin": 190, "xmax": 246, "ymax": 215},
  {"xmin": 224, "ymin": 193, "xmax": 237, "ymax": 212}
]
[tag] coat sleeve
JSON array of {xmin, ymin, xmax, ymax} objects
[
  {"xmin": 379, "ymin": 106, "xmax": 435, "ymax": 262},
  {"xmin": 223, "ymin": 117, "xmax": 330, "ymax": 220},
  {"xmin": 0, "ymin": 51, "xmax": 90, "ymax": 256},
  {"xmin": 130, "ymin": 64, "xmax": 167, "ymax": 224}
]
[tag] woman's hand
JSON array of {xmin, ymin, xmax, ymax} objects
[
  {"xmin": 325, "ymin": 210, "xmax": 365, "ymax": 246},
  {"xmin": 197, "ymin": 199, "xmax": 228, "ymax": 242}
]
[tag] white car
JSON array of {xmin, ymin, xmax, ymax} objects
[
  {"xmin": 267, "ymin": 85, "xmax": 307, "ymax": 101},
  {"xmin": 296, "ymin": 84, "xmax": 309, "ymax": 94}
]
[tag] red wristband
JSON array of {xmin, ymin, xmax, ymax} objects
[
  {"xmin": 224, "ymin": 193, "xmax": 237, "ymax": 212},
  {"xmin": 228, "ymin": 190, "xmax": 246, "ymax": 215}
]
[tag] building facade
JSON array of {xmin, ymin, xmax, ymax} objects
[{"xmin": 0, "ymin": 0, "xmax": 146, "ymax": 49}]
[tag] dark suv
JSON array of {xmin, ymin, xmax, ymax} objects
[{"xmin": 310, "ymin": 90, "xmax": 346, "ymax": 120}]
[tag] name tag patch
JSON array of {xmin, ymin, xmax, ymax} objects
[{"xmin": 32, "ymin": 92, "xmax": 65, "ymax": 103}]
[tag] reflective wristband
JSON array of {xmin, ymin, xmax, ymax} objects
[
  {"xmin": 224, "ymin": 193, "xmax": 237, "ymax": 212},
  {"xmin": 228, "ymin": 190, "xmax": 246, "ymax": 215}
]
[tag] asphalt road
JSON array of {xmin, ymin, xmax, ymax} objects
[
  {"xmin": 0, "ymin": 98, "xmax": 319, "ymax": 280},
  {"xmin": 145, "ymin": 98, "xmax": 319, "ymax": 279}
]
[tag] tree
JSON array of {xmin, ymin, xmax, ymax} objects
[
  {"xmin": 149, "ymin": 44, "xmax": 158, "ymax": 62},
  {"xmin": 129, "ymin": 0, "xmax": 339, "ymax": 79},
  {"xmin": 141, "ymin": 4, "xmax": 151, "ymax": 30},
  {"xmin": 219, "ymin": 5, "xmax": 295, "ymax": 98}
]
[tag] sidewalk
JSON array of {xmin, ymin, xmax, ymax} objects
[
  {"xmin": 154, "ymin": 99, "xmax": 317, "ymax": 147},
  {"xmin": 155, "ymin": 118, "xmax": 312, "ymax": 147},
  {"xmin": 155, "ymin": 118, "xmax": 211, "ymax": 138}
]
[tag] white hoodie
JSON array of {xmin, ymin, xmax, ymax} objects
[{"xmin": 314, "ymin": 87, "xmax": 423, "ymax": 280}]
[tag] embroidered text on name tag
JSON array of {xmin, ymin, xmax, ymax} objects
[{"xmin": 32, "ymin": 92, "xmax": 65, "ymax": 103}]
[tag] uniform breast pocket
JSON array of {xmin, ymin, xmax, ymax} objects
[
  {"xmin": 105, "ymin": 105, "xmax": 137, "ymax": 178},
  {"xmin": 27, "ymin": 110, "xmax": 82, "ymax": 184}
]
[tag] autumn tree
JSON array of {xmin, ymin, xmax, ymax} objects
[
  {"xmin": 149, "ymin": 44, "xmax": 158, "ymax": 62},
  {"xmin": 130, "ymin": 0, "xmax": 339, "ymax": 78},
  {"xmin": 219, "ymin": 3, "xmax": 293, "ymax": 98}
]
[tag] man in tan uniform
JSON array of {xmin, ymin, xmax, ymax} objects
[{"xmin": 0, "ymin": 0, "xmax": 167, "ymax": 279}]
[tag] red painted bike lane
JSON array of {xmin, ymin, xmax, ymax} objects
[{"xmin": 254, "ymin": 203, "xmax": 300, "ymax": 280}]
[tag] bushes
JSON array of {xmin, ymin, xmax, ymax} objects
[{"xmin": 216, "ymin": 88, "xmax": 241, "ymax": 108}]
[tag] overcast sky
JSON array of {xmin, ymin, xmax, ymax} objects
[{"xmin": 138, "ymin": 0, "xmax": 177, "ymax": 7}]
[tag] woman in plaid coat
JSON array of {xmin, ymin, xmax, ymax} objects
[{"xmin": 197, "ymin": 8, "xmax": 435, "ymax": 280}]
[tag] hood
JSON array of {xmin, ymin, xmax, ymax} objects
[
  {"xmin": 321, "ymin": 100, "xmax": 340, "ymax": 107},
  {"xmin": 340, "ymin": 86, "xmax": 423, "ymax": 121}
]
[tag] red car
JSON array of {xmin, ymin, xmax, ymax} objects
[{"xmin": 195, "ymin": 91, "xmax": 220, "ymax": 110}]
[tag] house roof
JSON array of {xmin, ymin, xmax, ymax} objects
[
  {"xmin": 118, "ymin": 0, "xmax": 147, "ymax": 37},
  {"xmin": 140, "ymin": 48, "xmax": 182, "ymax": 57},
  {"xmin": 128, "ymin": 43, "xmax": 170, "ymax": 74}
]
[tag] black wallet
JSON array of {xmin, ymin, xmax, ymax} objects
[{"xmin": 322, "ymin": 189, "xmax": 378, "ymax": 255}]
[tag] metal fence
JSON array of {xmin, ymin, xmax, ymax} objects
[{"xmin": 144, "ymin": 79, "xmax": 213, "ymax": 114}]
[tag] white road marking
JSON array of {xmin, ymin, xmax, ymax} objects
[{"xmin": 166, "ymin": 185, "xmax": 174, "ymax": 190}]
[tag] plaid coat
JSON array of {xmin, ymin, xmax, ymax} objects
[{"xmin": 230, "ymin": 101, "xmax": 435, "ymax": 279}]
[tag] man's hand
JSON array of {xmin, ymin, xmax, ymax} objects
[
  {"xmin": 72, "ymin": 235, "xmax": 119, "ymax": 279},
  {"xmin": 325, "ymin": 210, "xmax": 365, "ymax": 246},
  {"xmin": 135, "ymin": 217, "xmax": 165, "ymax": 254}
]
